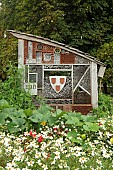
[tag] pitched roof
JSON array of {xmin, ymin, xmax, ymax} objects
[{"xmin": 8, "ymin": 30, "xmax": 105, "ymax": 66}]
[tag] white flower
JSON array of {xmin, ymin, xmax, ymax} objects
[
  {"xmin": 41, "ymin": 151, "xmax": 48, "ymax": 159},
  {"xmin": 37, "ymin": 160, "xmax": 42, "ymax": 166},
  {"xmin": 91, "ymin": 150, "xmax": 95, "ymax": 156},
  {"xmin": 74, "ymin": 151, "xmax": 82, "ymax": 157},
  {"xmin": 27, "ymin": 160, "xmax": 34, "ymax": 167},
  {"xmin": 79, "ymin": 157, "xmax": 88, "ymax": 164},
  {"xmin": 24, "ymin": 132, "xmax": 29, "ymax": 136},
  {"xmin": 22, "ymin": 168, "xmax": 31, "ymax": 170},
  {"xmin": 96, "ymin": 159, "xmax": 102, "ymax": 165},
  {"xmin": 4, "ymin": 137, "xmax": 11, "ymax": 147},
  {"xmin": 6, "ymin": 146, "xmax": 13, "ymax": 152},
  {"xmin": 5, "ymin": 161, "xmax": 16, "ymax": 169},
  {"xmin": 90, "ymin": 166, "xmax": 95, "ymax": 170},
  {"xmin": 94, "ymin": 140, "xmax": 99, "ymax": 144},
  {"xmin": 55, "ymin": 138, "xmax": 64, "ymax": 147},
  {"xmin": 98, "ymin": 131, "xmax": 103, "ymax": 138},
  {"xmin": 54, "ymin": 151, "xmax": 60, "ymax": 160},
  {"xmin": 51, "ymin": 158, "xmax": 56, "ymax": 165},
  {"xmin": 5, "ymin": 162, "xmax": 13, "ymax": 168},
  {"xmin": 103, "ymin": 153, "xmax": 110, "ymax": 158},
  {"xmin": 74, "ymin": 146, "xmax": 82, "ymax": 151},
  {"xmin": 42, "ymin": 164, "xmax": 48, "ymax": 170},
  {"xmin": 105, "ymin": 131, "xmax": 113, "ymax": 138},
  {"xmin": 40, "ymin": 142, "xmax": 47, "ymax": 150},
  {"xmin": 35, "ymin": 151, "xmax": 41, "ymax": 158},
  {"xmin": 14, "ymin": 155, "xmax": 22, "ymax": 161},
  {"xmin": 58, "ymin": 164, "xmax": 63, "ymax": 168}
]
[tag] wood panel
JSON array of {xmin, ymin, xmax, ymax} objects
[
  {"xmin": 24, "ymin": 40, "xmax": 28, "ymax": 64},
  {"xmin": 60, "ymin": 53, "xmax": 75, "ymax": 64},
  {"xmin": 32, "ymin": 42, "xmax": 37, "ymax": 59}
]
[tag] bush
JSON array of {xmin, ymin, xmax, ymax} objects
[
  {"xmin": 0, "ymin": 67, "xmax": 34, "ymax": 109},
  {"xmin": 92, "ymin": 93, "xmax": 113, "ymax": 117}
]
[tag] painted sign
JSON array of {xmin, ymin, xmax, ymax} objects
[
  {"xmin": 24, "ymin": 83, "xmax": 37, "ymax": 95},
  {"xmin": 49, "ymin": 76, "xmax": 66, "ymax": 93},
  {"xmin": 98, "ymin": 66, "xmax": 106, "ymax": 78}
]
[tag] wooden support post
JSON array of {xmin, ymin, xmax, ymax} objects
[{"xmin": 99, "ymin": 78, "xmax": 102, "ymax": 93}]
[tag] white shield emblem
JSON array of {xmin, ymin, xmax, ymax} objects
[{"xmin": 49, "ymin": 76, "xmax": 66, "ymax": 93}]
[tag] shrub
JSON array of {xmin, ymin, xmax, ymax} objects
[
  {"xmin": 92, "ymin": 93, "xmax": 113, "ymax": 117},
  {"xmin": 0, "ymin": 67, "xmax": 34, "ymax": 109}
]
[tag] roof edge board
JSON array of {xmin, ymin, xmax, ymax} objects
[{"xmin": 7, "ymin": 30, "xmax": 105, "ymax": 66}]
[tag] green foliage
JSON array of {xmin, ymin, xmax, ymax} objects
[
  {"xmin": 0, "ymin": 92, "xmax": 113, "ymax": 169},
  {"xmin": 0, "ymin": 67, "xmax": 34, "ymax": 109},
  {"xmin": 0, "ymin": 99, "xmax": 65, "ymax": 133},
  {"xmin": 93, "ymin": 93, "xmax": 113, "ymax": 117},
  {"xmin": 63, "ymin": 112, "xmax": 99, "ymax": 144},
  {"xmin": 0, "ymin": 36, "xmax": 18, "ymax": 80},
  {"xmin": 0, "ymin": 99, "xmax": 9, "ymax": 110},
  {"xmin": 0, "ymin": 101, "xmax": 27, "ymax": 133},
  {"xmin": 96, "ymin": 42, "xmax": 113, "ymax": 86},
  {"xmin": 1, "ymin": 0, "xmax": 113, "ymax": 53}
]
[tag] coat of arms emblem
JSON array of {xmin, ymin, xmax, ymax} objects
[{"xmin": 49, "ymin": 76, "xmax": 66, "ymax": 93}]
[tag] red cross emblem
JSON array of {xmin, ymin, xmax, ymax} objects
[{"xmin": 49, "ymin": 76, "xmax": 66, "ymax": 93}]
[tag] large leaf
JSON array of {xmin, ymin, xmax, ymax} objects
[
  {"xmin": 67, "ymin": 130, "xmax": 77, "ymax": 139},
  {"xmin": 7, "ymin": 122, "xmax": 20, "ymax": 133},
  {"xmin": 24, "ymin": 109, "xmax": 33, "ymax": 117},
  {"xmin": 66, "ymin": 117, "xmax": 80, "ymax": 125},
  {"xmin": 12, "ymin": 118, "xmax": 26, "ymax": 128},
  {"xmin": 47, "ymin": 116, "xmax": 57, "ymax": 126},
  {"xmin": 29, "ymin": 109, "xmax": 44, "ymax": 122},
  {"xmin": 0, "ymin": 99, "xmax": 9, "ymax": 109},
  {"xmin": 83, "ymin": 125, "xmax": 90, "ymax": 131},
  {"xmin": 88, "ymin": 123, "xmax": 100, "ymax": 132},
  {"xmin": 2, "ymin": 107, "xmax": 17, "ymax": 119},
  {"xmin": 83, "ymin": 122, "xmax": 100, "ymax": 132},
  {"xmin": 81, "ymin": 115, "xmax": 97, "ymax": 122},
  {"xmin": 67, "ymin": 131, "xmax": 82, "ymax": 144},
  {"xmin": 15, "ymin": 109, "xmax": 27, "ymax": 118},
  {"xmin": 0, "ymin": 118, "xmax": 5, "ymax": 125},
  {"xmin": 55, "ymin": 109, "xmax": 66, "ymax": 118}
]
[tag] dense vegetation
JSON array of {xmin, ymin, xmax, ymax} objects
[{"xmin": 0, "ymin": 0, "xmax": 113, "ymax": 92}]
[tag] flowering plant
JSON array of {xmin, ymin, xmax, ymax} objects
[
  {"xmin": 0, "ymin": 95, "xmax": 113, "ymax": 170},
  {"xmin": 0, "ymin": 114, "xmax": 113, "ymax": 170}
]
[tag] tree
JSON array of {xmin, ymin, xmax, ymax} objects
[
  {"xmin": 96, "ymin": 42, "xmax": 113, "ymax": 94},
  {"xmin": 62, "ymin": 0, "xmax": 113, "ymax": 52},
  {"xmin": 0, "ymin": 35, "xmax": 17, "ymax": 81}
]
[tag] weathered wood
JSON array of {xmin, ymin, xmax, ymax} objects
[
  {"xmin": 18, "ymin": 39, "xmax": 24, "ymax": 68},
  {"xmin": 90, "ymin": 62, "xmax": 98, "ymax": 108}
]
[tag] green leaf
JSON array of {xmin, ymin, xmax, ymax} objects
[
  {"xmin": 83, "ymin": 125, "xmax": 90, "ymax": 131},
  {"xmin": 88, "ymin": 123, "xmax": 100, "ymax": 132},
  {"xmin": 12, "ymin": 118, "xmax": 26, "ymax": 128},
  {"xmin": 24, "ymin": 109, "xmax": 33, "ymax": 117},
  {"xmin": 47, "ymin": 116, "xmax": 56, "ymax": 126},
  {"xmin": 7, "ymin": 122, "xmax": 20, "ymax": 133},
  {"xmin": 65, "ymin": 117, "xmax": 80, "ymax": 125},
  {"xmin": 0, "ymin": 99, "xmax": 9, "ymax": 109},
  {"xmin": 67, "ymin": 130, "xmax": 77, "ymax": 139},
  {"xmin": 0, "ymin": 118, "xmax": 5, "ymax": 125},
  {"xmin": 83, "ymin": 122, "xmax": 100, "ymax": 132}
]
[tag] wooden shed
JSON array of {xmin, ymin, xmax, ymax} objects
[{"xmin": 8, "ymin": 30, "xmax": 105, "ymax": 114}]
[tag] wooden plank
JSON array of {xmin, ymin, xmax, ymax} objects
[
  {"xmin": 28, "ymin": 41, "xmax": 32, "ymax": 59},
  {"xmin": 90, "ymin": 62, "xmax": 98, "ymax": 108},
  {"xmin": 18, "ymin": 39, "xmax": 24, "ymax": 68}
]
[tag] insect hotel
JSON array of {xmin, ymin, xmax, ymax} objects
[{"xmin": 8, "ymin": 30, "xmax": 105, "ymax": 114}]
